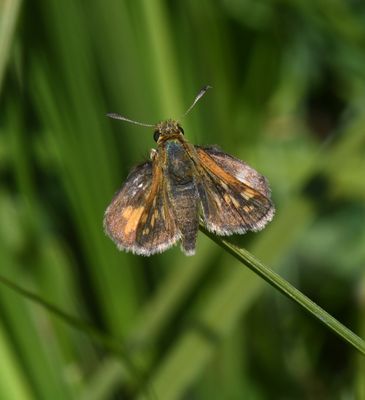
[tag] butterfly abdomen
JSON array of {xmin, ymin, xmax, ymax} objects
[{"xmin": 165, "ymin": 141, "xmax": 199, "ymax": 255}]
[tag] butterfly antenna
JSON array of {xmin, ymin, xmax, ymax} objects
[
  {"xmin": 183, "ymin": 85, "xmax": 212, "ymax": 117},
  {"xmin": 106, "ymin": 113, "xmax": 154, "ymax": 128}
]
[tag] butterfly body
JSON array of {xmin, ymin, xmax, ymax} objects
[
  {"xmin": 163, "ymin": 133, "xmax": 200, "ymax": 255},
  {"xmin": 104, "ymin": 119, "xmax": 275, "ymax": 256}
]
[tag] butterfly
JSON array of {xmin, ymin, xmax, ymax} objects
[{"xmin": 104, "ymin": 86, "xmax": 275, "ymax": 256}]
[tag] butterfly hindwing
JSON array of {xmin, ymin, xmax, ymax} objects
[{"xmin": 195, "ymin": 146, "xmax": 275, "ymax": 235}]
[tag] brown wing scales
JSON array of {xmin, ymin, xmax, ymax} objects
[
  {"xmin": 195, "ymin": 147, "xmax": 275, "ymax": 235},
  {"xmin": 104, "ymin": 161, "xmax": 180, "ymax": 255}
]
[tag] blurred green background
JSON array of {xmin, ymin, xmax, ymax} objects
[{"xmin": 1, "ymin": 0, "xmax": 365, "ymax": 399}]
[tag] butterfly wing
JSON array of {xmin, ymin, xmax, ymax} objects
[
  {"xmin": 104, "ymin": 160, "xmax": 180, "ymax": 256},
  {"xmin": 195, "ymin": 146, "xmax": 275, "ymax": 235},
  {"xmin": 198, "ymin": 146, "xmax": 272, "ymax": 197}
]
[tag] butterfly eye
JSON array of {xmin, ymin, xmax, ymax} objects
[
  {"xmin": 178, "ymin": 126, "xmax": 185, "ymax": 135},
  {"xmin": 153, "ymin": 130, "xmax": 161, "ymax": 142}
]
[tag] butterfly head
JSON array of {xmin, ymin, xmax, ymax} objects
[
  {"xmin": 107, "ymin": 85, "xmax": 211, "ymax": 144},
  {"xmin": 153, "ymin": 119, "xmax": 185, "ymax": 143}
]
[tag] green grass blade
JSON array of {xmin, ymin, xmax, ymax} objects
[
  {"xmin": 0, "ymin": 0, "xmax": 22, "ymax": 92},
  {"xmin": 0, "ymin": 274, "xmax": 141, "ymax": 375},
  {"xmin": 356, "ymin": 276, "xmax": 365, "ymax": 397},
  {"xmin": 0, "ymin": 272, "xmax": 163, "ymax": 399},
  {"xmin": 201, "ymin": 226, "xmax": 365, "ymax": 356},
  {"xmin": 0, "ymin": 322, "xmax": 34, "ymax": 400}
]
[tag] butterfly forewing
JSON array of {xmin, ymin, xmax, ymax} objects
[
  {"xmin": 198, "ymin": 146, "xmax": 271, "ymax": 197},
  {"xmin": 195, "ymin": 147, "xmax": 275, "ymax": 235},
  {"xmin": 104, "ymin": 161, "xmax": 180, "ymax": 255},
  {"xmin": 135, "ymin": 161, "xmax": 180, "ymax": 255}
]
